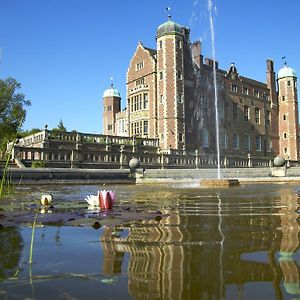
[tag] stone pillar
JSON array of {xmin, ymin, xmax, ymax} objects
[
  {"xmin": 132, "ymin": 137, "xmax": 136, "ymax": 153},
  {"xmin": 11, "ymin": 146, "xmax": 17, "ymax": 160},
  {"xmin": 195, "ymin": 150, "xmax": 199, "ymax": 169},
  {"xmin": 42, "ymin": 128, "xmax": 50, "ymax": 149},
  {"xmin": 247, "ymin": 153, "xmax": 253, "ymax": 168},
  {"xmin": 224, "ymin": 156, "xmax": 228, "ymax": 168},
  {"xmin": 75, "ymin": 133, "xmax": 83, "ymax": 165},
  {"xmin": 128, "ymin": 158, "xmax": 143, "ymax": 179},
  {"xmin": 161, "ymin": 151, "xmax": 164, "ymax": 169},
  {"xmin": 71, "ymin": 150, "xmax": 80, "ymax": 168},
  {"xmin": 119, "ymin": 145, "xmax": 124, "ymax": 169},
  {"xmin": 71, "ymin": 150, "xmax": 75, "ymax": 168},
  {"xmin": 105, "ymin": 136, "xmax": 111, "ymax": 162}
]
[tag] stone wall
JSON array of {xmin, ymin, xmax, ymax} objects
[{"xmin": 0, "ymin": 168, "xmax": 133, "ymax": 184}]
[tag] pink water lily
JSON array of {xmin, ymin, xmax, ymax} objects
[
  {"xmin": 99, "ymin": 190, "xmax": 115, "ymax": 209},
  {"xmin": 85, "ymin": 190, "xmax": 116, "ymax": 210}
]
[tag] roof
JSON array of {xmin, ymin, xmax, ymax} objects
[
  {"xmin": 144, "ymin": 46, "xmax": 157, "ymax": 58},
  {"xmin": 157, "ymin": 17, "xmax": 184, "ymax": 38},
  {"xmin": 102, "ymin": 86, "xmax": 121, "ymax": 98},
  {"xmin": 278, "ymin": 65, "xmax": 297, "ymax": 79}
]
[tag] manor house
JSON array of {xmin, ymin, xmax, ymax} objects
[{"xmin": 103, "ymin": 17, "xmax": 299, "ymax": 160}]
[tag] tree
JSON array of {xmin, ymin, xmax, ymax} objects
[
  {"xmin": 52, "ymin": 119, "xmax": 67, "ymax": 132},
  {"xmin": 0, "ymin": 77, "xmax": 31, "ymax": 151},
  {"xmin": 17, "ymin": 128, "xmax": 41, "ymax": 138}
]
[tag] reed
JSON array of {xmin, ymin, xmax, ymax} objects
[
  {"xmin": 0, "ymin": 117, "xmax": 23, "ymax": 197},
  {"xmin": 29, "ymin": 202, "xmax": 40, "ymax": 264},
  {"xmin": 0, "ymin": 151, "xmax": 13, "ymax": 197}
]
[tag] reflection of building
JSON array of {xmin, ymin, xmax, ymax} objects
[
  {"xmin": 278, "ymin": 190, "xmax": 300, "ymax": 295},
  {"xmin": 99, "ymin": 190, "xmax": 300, "ymax": 299},
  {"xmin": 103, "ymin": 17, "xmax": 299, "ymax": 160},
  {"xmin": 100, "ymin": 226, "xmax": 124, "ymax": 274},
  {"xmin": 100, "ymin": 214, "xmax": 188, "ymax": 300}
]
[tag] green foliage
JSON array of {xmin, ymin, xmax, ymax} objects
[
  {"xmin": 17, "ymin": 128, "xmax": 41, "ymax": 139},
  {"xmin": 0, "ymin": 77, "xmax": 31, "ymax": 151},
  {"xmin": 52, "ymin": 119, "xmax": 67, "ymax": 132},
  {"xmin": 31, "ymin": 160, "xmax": 45, "ymax": 168}
]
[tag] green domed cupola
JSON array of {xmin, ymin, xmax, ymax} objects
[
  {"xmin": 278, "ymin": 65, "xmax": 297, "ymax": 80},
  {"xmin": 157, "ymin": 16, "xmax": 184, "ymax": 38},
  {"xmin": 103, "ymin": 84, "xmax": 121, "ymax": 98}
]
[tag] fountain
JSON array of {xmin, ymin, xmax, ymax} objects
[{"xmin": 200, "ymin": 0, "xmax": 239, "ymax": 188}]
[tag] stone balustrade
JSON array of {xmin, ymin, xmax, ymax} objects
[
  {"xmin": 16, "ymin": 130, "xmax": 48, "ymax": 147},
  {"xmin": 11, "ymin": 144, "xmax": 277, "ymax": 170},
  {"xmin": 8, "ymin": 129, "xmax": 295, "ymax": 169},
  {"xmin": 46, "ymin": 130, "xmax": 159, "ymax": 147}
]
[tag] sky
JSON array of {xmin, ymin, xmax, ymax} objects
[{"xmin": 0, "ymin": 0, "xmax": 299, "ymax": 134}]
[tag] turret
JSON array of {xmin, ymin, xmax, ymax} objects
[
  {"xmin": 277, "ymin": 64, "xmax": 299, "ymax": 160},
  {"xmin": 156, "ymin": 16, "xmax": 187, "ymax": 150},
  {"xmin": 102, "ymin": 84, "xmax": 121, "ymax": 135}
]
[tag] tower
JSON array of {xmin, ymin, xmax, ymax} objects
[
  {"xmin": 277, "ymin": 65, "xmax": 299, "ymax": 160},
  {"xmin": 266, "ymin": 59, "xmax": 279, "ymax": 154},
  {"xmin": 102, "ymin": 84, "xmax": 121, "ymax": 135},
  {"xmin": 156, "ymin": 16, "xmax": 188, "ymax": 150}
]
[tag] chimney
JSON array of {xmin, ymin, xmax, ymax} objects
[
  {"xmin": 266, "ymin": 59, "xmax": 277, "ymax": 106},
  {"xmin": 191, "ymin": 41, "xmax": 202, "ymax": 66},
  {"xmin": 204, "ymin": 58, "xmax": 218, "ymax": 70}
]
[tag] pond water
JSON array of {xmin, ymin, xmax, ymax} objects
[{"xmin": 1, "ymin": 182, "xmax": 300, "ymax": 299}]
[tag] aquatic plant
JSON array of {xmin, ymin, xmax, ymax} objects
[
  {"xmin": 0, "ymin": 149, "xmax": 14, "ymax": 197},
  {"xmin": 0, "ymin": 118, "xmax": 23, "ymax": 197},
  {"xmin": 29, "ymin": 202, "xmax": 40, "ymax": 264}
]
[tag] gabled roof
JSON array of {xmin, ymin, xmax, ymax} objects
[{"xmin": 144, "ymin": 46, "xmax": 157, "ymax": 58}]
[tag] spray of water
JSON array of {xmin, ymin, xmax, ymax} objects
[{"xmin": 208, "ymin": 0, "xmax": 221, "ymax": 179}]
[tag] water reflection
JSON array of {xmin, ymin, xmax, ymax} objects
[
  {"xmin": 101, "ymin": 226, "xmax": 125, "ymax": 275},
  {"xmin": 278, "ymin": 189, "xmax": 300, "ymax": 296},
  {"xmin": 99, "ymin": 186, "xmax": 300, "ymax": 299},
  {"xmin": 0, "ymin": 227, "xmax": 23, "ymax": 280},
  {"xmin": 1, "ymin": 184, "xmax": 300, "ymax": 299}
]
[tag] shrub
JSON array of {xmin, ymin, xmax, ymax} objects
[{"xmin": 31, "ymin": 160, "xmax": 45, "ymax": 168}]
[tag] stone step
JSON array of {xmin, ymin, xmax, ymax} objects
[{"xmin": 0, "ymin": 159, "xmax": 19, "ymax": 169}]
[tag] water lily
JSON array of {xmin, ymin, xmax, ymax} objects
[
  {"xmin": 40, "ymin": 194, "xmax": 53, "ymax": 206},
  {"xmin": 85, "ymin": 190, "xmax": 116, "ymax": 209}
]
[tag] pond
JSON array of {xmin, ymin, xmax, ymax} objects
[{"xmin": 0, "ymin": 182, "xmax": 300, "ymax": 299}]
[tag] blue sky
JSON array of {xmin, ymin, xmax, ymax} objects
[{"xmin": 0, "ymin": 0, "xmax": 299, "ymax": 133}]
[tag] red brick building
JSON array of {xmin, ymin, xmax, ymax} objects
[{"xmin": 102, "ymin": 17, "xmax": 299, "ymax": 160}]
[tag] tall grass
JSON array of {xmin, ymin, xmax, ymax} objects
[
  {"xmin": 0, "ymin": 147, "xmax": 14, "ymax": 197},
  {"xmin": 0, "ymin": 117, "xmax": 23, "ymax": 197}
]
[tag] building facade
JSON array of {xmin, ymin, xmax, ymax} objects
[{"xmin": 102, "ymin": 17, "xmax": 299, "ymax": 160}]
